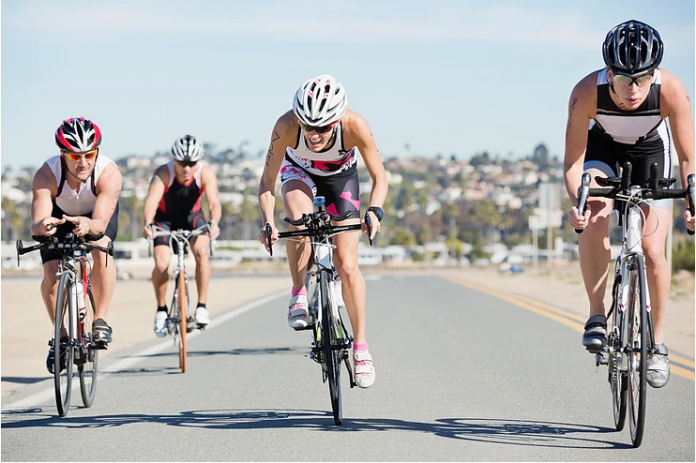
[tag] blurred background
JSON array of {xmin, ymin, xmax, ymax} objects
[{"xmin": 2, "ymin": 0, "xmax": 694, "ymax": 276}]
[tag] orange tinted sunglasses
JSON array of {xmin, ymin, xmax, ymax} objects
[{"xmin": 62, "ymin": 149, "xmax": 98, "ymax": 161}]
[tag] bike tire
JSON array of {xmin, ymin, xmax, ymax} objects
[
  {"xmin": 79, "ymin": 283, "xmax": 98, "ymax": 408},
  {"xmin": 609, "ymin": 273, "xmax": 627, "ymax": 431},
  {"xmin": 178, "ymin": 270, "xmax": 188, "ymax": 373},
  {"xmin": 54, "ymin": 271, "xmax": 75, "ymax": 417},
  {"xmin": 320, "ymin": 272, "xmax": 342, "ymax": 425},
  {"xmin": 628, "ymin": 257, "xmax": 648, "ymax": 448}
]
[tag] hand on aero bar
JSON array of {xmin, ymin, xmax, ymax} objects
[
  {"xmin": 62, "ymin": 215, "xmax": 90, "ymax": 237},
  {"xmin": 39, "ymin": 216, "xmax": 66, "ymax": 236}
]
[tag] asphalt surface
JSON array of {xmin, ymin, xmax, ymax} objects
[{"xmin": 2, "ymin": 275, "xmax": 694, "ymax": 461}]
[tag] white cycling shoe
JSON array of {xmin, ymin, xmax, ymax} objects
[
  {"xmin": 353, "ymin": 350, "xmax": 376, "ymax": 388},
  {"xmin": 153, "ymin": 311, "xmax": 168, "ymax": 338},
  {"xmin": 288, "ymin": 295, "xmax": 309, "ymax": 330},
  {"xmin": 195, "ymin": 307, "xmax": 211, "ymax": 327}
]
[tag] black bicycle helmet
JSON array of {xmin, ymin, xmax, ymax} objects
[{"xmin": 603, "ymin": 20, "xmax": 663, "ymax": 76}]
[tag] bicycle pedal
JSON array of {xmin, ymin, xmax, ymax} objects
[{"xmin": 92, "ymin": 343, "xmax": 108, "ymax": 351}]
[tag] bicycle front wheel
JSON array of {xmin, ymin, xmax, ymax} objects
[
  {"xmin": 54, "ymin": 271, "xmax": 75, "ymax": 417},
  {"xmin": 608, "ymin": 274, "xmax": 627, "ymax": 431},
  {"xmin": 79, "ymin": 284, "xmax": 98, "ymax": 408},
  {"xmin": 177, "ymin": 270, "xmax": 188, "ymax": 373},
  {"xmin": 627, "ymin": 256, "xmax": 648, "ymax": 448},
  {"xmin": 320, "ymin": 272, "xmax": 342, "ymax": 425}
]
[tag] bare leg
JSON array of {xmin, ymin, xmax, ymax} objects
[
  {"xmin": 282, "ymin": 181, "xmax": 313, "ymax": 290},
  {"xmin": 640, "ymin": 205, "xmax": 671, "ymax": 344},
  {"xmin": 40, "ymin": 260, "xmax": 61, "ymax": 324},
  {"xmin": 152, "ymin": 245, "xmax": 171, "ymax": 307},
  {"xmin": 90, "ymin": 236, "xmax": 117, "ymax": 321},
  {"xmin": 333, "ymin": 223, "xmax": 367, "ymax": 345},
  {"xmin": 191, "ymin": 235, "xmax": 211, "ymax": 304},
  {"xmin": 578, "ymin": 171, "xmax": 614, "ymax": 317}
]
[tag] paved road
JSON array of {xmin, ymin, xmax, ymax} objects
[{"xmin": 2, "ymin": 276, "xmax": 694, "ymax": 461}]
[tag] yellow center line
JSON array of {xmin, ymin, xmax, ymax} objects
[{"xmin": 443, "ymin": 275, "xmax": 695, "ymax": 380}]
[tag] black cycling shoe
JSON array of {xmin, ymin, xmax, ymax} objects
[
  {"xmin": 46, "ymin": 341, "xmax": 68, "ymax": 375},
  {"xmin": 582, "ymin": 315, "xmax": 607, "ymax": 352},
  {"xmin": 92, "ymin": 318, "xmax": 113, "ymax": 344}
]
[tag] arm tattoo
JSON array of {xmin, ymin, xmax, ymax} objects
[
  {"xmin": 265, "ymin": 130, "xmax": 281, "ymax": 166},
  {"xmin": 565, "ymin": 97, "xmax": 578, "ymax": 142}
]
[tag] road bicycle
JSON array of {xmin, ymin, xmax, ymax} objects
[
  {"xmin": 147, "ymin": 222, "xmax": 214, "ymax": 373},
  {"xmin": 576, "ymin": 161, "xmax": 695, "ymax": 447},
  {"xmin": 264, "ymin": 196, "xmax": 374, "ymax": 425},
  {"xmin": 16, "ymin": 233, "xmax": 113, "ymax": 417}
]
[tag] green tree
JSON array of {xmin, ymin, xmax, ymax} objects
[
  {"xmin": 416, "ymin": 226, "xmax": 430, "ymax": 246},
  {"xmin": 1, "ymin": 197, "xmax": 28, "ymax": 242},
  {"xmin": 239, "ymin": 195, "xmax": 258, "ymax": 239},
  {"xmin": 390, "ymin": 228, "xmax": 416, "ymax": 247},
  {"xmin": 672, "ymin": 237, "xmax": 695, "ymax": 273}
]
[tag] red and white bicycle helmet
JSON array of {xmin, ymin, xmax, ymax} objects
[
  {"xmin": 293, "ymin": 74, "xmax": 348, "ymax": 127},
  {"xmin": 55, "ymin": 117, "xmax": 102, "ymax": 152}
]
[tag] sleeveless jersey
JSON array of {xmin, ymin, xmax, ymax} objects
[
  {"xmin": 285, "ymin": 122, "xmax": 358, "ymax": 176},
  {"xmin": 45, "ymin": 154, "xmax": 115, "ymax": 216},
  {"xmin": 157, "ymin": 161, "xmax": 205, "ymax": 217},
  {"xmin": 589, "ymin": 68, "xmax": 667, "ymax": 145}
]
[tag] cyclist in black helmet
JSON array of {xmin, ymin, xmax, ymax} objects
[{"xmin": 564, "ymin": 20, "xmax": 695, "ymax": 388}]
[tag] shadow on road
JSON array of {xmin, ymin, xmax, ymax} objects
[
  {"xmin": 1, "ymin": 408, "xmax": 631, "ymax": 449},
  {"xmin": 124, "ymin": 346, "xmax": 306, "ymax": 359},
  {"xmin": 1, "ymin": 377, "xmax": 47, "ymax": 386}
]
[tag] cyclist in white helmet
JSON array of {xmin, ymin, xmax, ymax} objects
[
  {"xmin": 142, "ymin": 135, "xmax": 221, "ymax": 336},
  {"xmin": 565, "ymin": 20, "xmax": 695, "ymax": 388},
  {"xmin": 31, "ymin": 118, "xmax": 122, "ymax": 373},
  {"xmin": 258, "ymin": 74, "xmax": 388, "ymax": 388}
]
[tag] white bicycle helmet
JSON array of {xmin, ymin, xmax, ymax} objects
[
  {"xmin": 293, "ymin": 74, "xmax": 348, "ymax": 127},
  {"xmin": 171, "ymin": 135, "xmax": 204, "ymax": 162}
]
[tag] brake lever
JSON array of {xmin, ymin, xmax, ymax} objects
[
  {"xmin": 365, "ymin": 213, "xmax": 373, "ymax": 246},
  {"xmin": 265, "ymin": 223, "xmax": 274, "ymax": 256}
]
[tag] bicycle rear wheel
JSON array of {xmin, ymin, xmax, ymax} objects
[
  {"xmin": 627, "ymin": 257, "xmax": 647, "ymax": 448},
  {"xmin": 54, "ymin": 272, "xmax": 75, "ymax": 417},
  {"xmin": 177, "ymin": 270, "xmax": 188, "ymax": 373},
  {"xmin": 79, "ymin": 284, "xmax": 98, "ymax": 408},
  {"xmin": 320, "ymin": 272, "xmax": 342, "ymax": 425},
  {"xmin": 608, "ymin": 274, "xmax": 627, "ymax": 431}
]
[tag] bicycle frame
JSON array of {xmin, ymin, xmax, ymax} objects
[
  {"xmin": 306, "ymin": 239, "xmax": 352, "ymax": 367},
  {"xmin": 606, "ymin": 186, "xmax": 654, "ymax": 373}
]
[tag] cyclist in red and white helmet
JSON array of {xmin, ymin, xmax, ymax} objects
[
  {"xmin": 30, "ymin": 117, "xmax": 122, "ymax": 373},
  {"xmin": 258, "ymin": 74, "xmax": 388, "ymax": 389},
  {"xmin": 142, "ymin": 135, "xmax": 221, "ymax": 336},
  {"xmin": 565, "ymin": 20, "xmax": 695, "ymax": 388}
]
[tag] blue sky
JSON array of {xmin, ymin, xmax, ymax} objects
[{"xmin": 2, "ymin": 0, "xmax": 694, "ymax": 170}]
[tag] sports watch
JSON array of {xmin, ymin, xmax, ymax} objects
[{"xmin": 367, "ymin": 206, "xmax": 384, "ymax": 222}]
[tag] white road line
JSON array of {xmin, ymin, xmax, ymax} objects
[{"xmin": 2, "ymin": 290, "xmax": 286, "ymax": 412}]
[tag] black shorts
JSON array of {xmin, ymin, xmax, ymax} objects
[
  {"xmin": 280, "ymin": 161, "xmax": 361, "ymax": 218},
  {"xmin": 585, "ymin": 129, "xmax": 673, "ymax": 187},
  {"xmin": 584, "ymin": 129, "xmax": 673, "ymax": 209},
  {"xmin": 41, "ymin": 202, "xmax": 119, "ymax": 264},
  {"xmin": 153, "ymin": 210, "xmax": 208, "ymax": 252}
]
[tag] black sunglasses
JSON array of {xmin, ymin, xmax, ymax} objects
[
  {"xmin": 301, "ymin": 123, "xmax": 334, "ymax": 134},
  {"xmin": 177, "ymin": 160, "xmax": 198, "ymax": 168}
]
